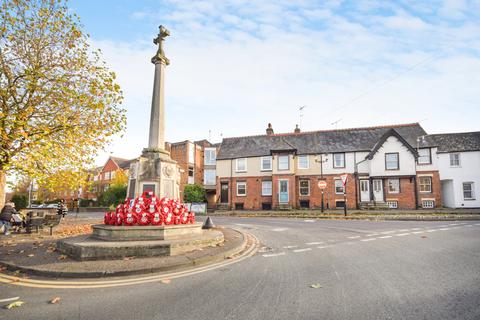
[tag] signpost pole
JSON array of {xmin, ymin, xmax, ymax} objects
[
  {"xmin": 321, "ymin": 190, "xmax": 324, "ymax": 213},
  {"xmin": 343, "ymin": 182, "xmax": 347, "ymax": 217}
]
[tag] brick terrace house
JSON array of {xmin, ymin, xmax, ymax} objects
[
  {"xmin": 84, "ymin": 156, "xmax": 137, "ymax": 202},
  {"xmin": 216, "ymin": 123, "xmax": 442, "ymax": 210},
  {"xmin": 165, "ymin": 140, "xmax": 219, "ymax": 208}
]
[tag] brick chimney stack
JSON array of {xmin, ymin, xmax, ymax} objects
[
  {"xmin": 294, "ymin": 124, "xmax": 301, "ymax": 133},
  {"xmin": 266, "ymin": 123, "xmax": 274, "ymax": 135}
]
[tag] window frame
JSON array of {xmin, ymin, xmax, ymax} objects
[
  {"xmin": 450, "ymin": 153, "xmax": 461, "ymax": 167},
  {"xmin": 204, "ymin": 148, "xmax": 216, "ymax": 165},
  {"xmin": 334, "ymin": 179, "xmax": 345, "ymax": 194},
  {"xmin": 418, "ymin": 176, "xmax": 432, "ymax": 193},
  {"xmin": 385, "ymin": 152, "xmax": 400, "ymax": 170},
  {"xmin": 203, "ymin": 169, "xmax": 216, "ymax": 186},
  {"xmin": 421, "ymin": 200, "xmax": 435, "ymax": 209},
  {"xmin": 235, "ymin": 158, "xmax": 247, "ymax": 172},
  {"xmin": 463, "ymin": 182, "xmax": 475, "ymax": 200},
  {"xmin": 236, "ymin": 181, "xmax": 247, "ymax": 197},
  {"xmin": 387, "ymin": 179, "xmax": 400, "ymax": 194},
  {"xmin": 417, "ymin": 148, "xmax": 432, "ymax": 165},
  {"xmin": 387, "ymin": 201, "xmax": 398, "ymax": 209},
  {"xmin": 261, "ymin": 180, "xmax": 272, "ymax": 196},
  {"xmin": 333, "ymin": 153, "xmax": 346, "ymax": 169},
  {"xmin": 261, "ymin": 156, "xmax": 272, "ymax": 171},
  {"xmin": 278, "ymin": 155, "xmax": 290, "ymax": 171},
  {"xmin": 299, "ymin": 179, "xmax": 310, "ymax": 196},
  {"xmin": 298, "ymin": 155, "xmax": 309, "ymax": 169}
]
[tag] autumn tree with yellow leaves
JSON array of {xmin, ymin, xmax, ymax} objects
[{"xmin": 0, "ymin": 0, "xmax": 126, "ymax": 208}]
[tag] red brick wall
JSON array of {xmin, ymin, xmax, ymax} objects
[
  {"xmin": 295, "ymin": 174, "xmax": 357, "ymax": 209},
  {"xmin": 417, "ymin": 171, "xmax": 442, "ymax": 208},
  {"xmin": 169, "ymin": 142, "xmax": 189, "ymax": 199},
  {"xmin": 384, "ymin": 177, "xmax": 416, "ymax": 209}
]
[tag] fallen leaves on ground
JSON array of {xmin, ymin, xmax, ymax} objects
[
  {"xmin": 123, "ymin": 256, "xmax": 134, "ymax": 261},
  {"xmin": 27, "ymin": 254, "xmax": 35, "ymax": 257},
  {"xmin": 49, "ymin": 297, "xmax": 61, "ymax": 304},
  {"xmin": 5, "ymin": 301, "xmax": 24, "ymax": 309},
  {"xmin": 309, "ymin": 284, "xmax": 322, "ymax": 289},
  {"xmin": 58, "ymin": 255, "xmax": 68, "ymax": 260},
  {"xmin": 421, "ymin": 236, "xmax": 427, "ymax": 239},
  {"xmin": 160, "ymin": 279, "xmax": 171, "ymax": 284},
  {"xmin": 56, "ymin": 225, "xmax": 93, "ymax": 237}
]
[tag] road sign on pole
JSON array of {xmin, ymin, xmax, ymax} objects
[
  {"xmin": 340, "ymin": 174, "xmax": 348, "ymax": 186},
  {"xmin": 317, "ymin": 180, "xmax": 327, "ymax": 189}
]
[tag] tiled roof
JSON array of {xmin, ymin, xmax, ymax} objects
[
  {"xmin": 110, "ymin": 156, "xmax": 137, "ymax": 169},
  {"xmin": 217, "ymin": 123, "xmax": 427, "ymax": 160},
  {"xmin": 420, "ymin": 131, "xmax": 480, "ymax": 153}
]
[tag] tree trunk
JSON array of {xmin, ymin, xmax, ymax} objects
[{"xmin": 0, "ymin": 170, "xmax": 6, "ymax": 210}]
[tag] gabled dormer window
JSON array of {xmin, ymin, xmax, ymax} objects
[{"xmin": 385, "ymin": 153, "xmax": 399, "ymax": 170}]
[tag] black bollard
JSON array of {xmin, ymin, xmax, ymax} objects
[{"xmin": 202, "ymin": 216, "xmax": 215, "ymax": 229}]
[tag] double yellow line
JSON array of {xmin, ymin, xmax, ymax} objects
[{"xmin": 0, "ymin": 234, "xmax": 259, "ymax": 289}]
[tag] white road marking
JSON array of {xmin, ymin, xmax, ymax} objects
[
  {"xmin": 448, "ymin": 223, "xmax": 459, "ymax": 226},
  {"xmin": 361, "ymin": 238, "xmax": 376, "ymax": 242},
  {"xmin": 378, "ymin": 235, "xmax": 393, "ymax": 239},
  {"xmin": 396, "ymin": 233, "xmax": 410, "ymax": 236},
  {"xmin": 399, "ymin": 229, "xmax": 410, "ymax": 232},
  {"xmin": 426, "ymin": 229, "xmax": 437, "ymax": 232},
  {"xmin": 410, "ymin": 228, "xmax": 422, "ymax": 231},
  {"xmin": 438, "ymin": 228, "xmax": 450, "ymax": 231},
  {"xmin": 305, "ymin": 242, "xmax": 324, "ymax": 245},
  {"xmin": 366, "ymin": 234, "xmax": 379, "ymax": 237},
  {"xmin": 412, "ymin": 231, "xmax": 425, "ymax": 234},
  {"xmin": 348, "ymin": 236, "xmax": 361, "ymax": 239},
  {"xmin": 283, "ymin": 245, "xmax": 298, "ymax": 249},
  {"xmin": 293, "ymin": 248, "xmax": 312, "ymax": 253},
  {"xmin": 327, "ymin": 240, "xmax": 336, "ymax": 242},
  {"xmin": 345, "ymin": 242, "xmax": 355, "ymax": 245},
  {"xmin": 304, "ymin": 219, "xmax": 315, "ymax": 222},
  {"xmin": 380, "ymin": 230, "xmax": 396, "ymax": 234},
  {"xmin": 438, "ymin": 225, "xmax": 449, "ymax": 228},
  {"xmin": 272, "ymin": 228, "xmax": 289, "ymax": 232},
  {"xmin": 0, "ymin": 296, "xmax": 20, "ymax": 303},
  {"xmin": 475, "ymin": 223, "xmax": 480, "ymax": 226},
  {"xmin": 466, "ymin": 225, "xmax": 473, "ymax": 227},
  {"xmin": 262, "ymin": 252, "xmax": 286, "ymax": 258},
  {"xmin": 317, "ymin": 246, "xmax": 331, "ymax": 249}
]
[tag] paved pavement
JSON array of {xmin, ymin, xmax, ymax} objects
[{"xmin": 1, "ymin": 217, "xmax": 479, "ymax": 320}]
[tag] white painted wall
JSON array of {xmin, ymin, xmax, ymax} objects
[
  {"xmin": 441, "ymin": 180, "xmax": 455, "ymax": 208},
  {"xmin": 415, "ymin": 147, "xmax": 438, "ymax": 172},
  {"xmin": 438, "ymin": 151, "xmax": 480, "ymax": 208},
  {"xmin": 369, "ymin": 136, "xmax": 416, "ymax": 176}
]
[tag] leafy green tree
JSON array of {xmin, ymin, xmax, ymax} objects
[
  {"xmin": 0, "ymin": 0, "xmax": 126, "ymax": 208},
  {"xmin": 98, "ymin": 184, "xmax": 127, "ymax": 207},
  {"xmin": 183, "ymin": 184, "xmax": 206, "ymax": 203},
  {"xmin": 11, "ymin": 192, "xmax": 28, "ymax": 209}
]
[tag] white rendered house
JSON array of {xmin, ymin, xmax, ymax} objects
[{"xmin": 422, "ymin": 132, "xmax": 480, "ymax": 208}]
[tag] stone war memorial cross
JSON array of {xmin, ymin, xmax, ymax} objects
[{"xmin": 127, "ymin": 25, "xmax": 180, "ymax": 200}]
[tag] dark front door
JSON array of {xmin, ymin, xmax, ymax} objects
[{"xmin": 220, "ymin": 182, "xmax": 229, "ymax": 203}]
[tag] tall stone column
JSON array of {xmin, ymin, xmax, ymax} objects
[
  {"xmin": 147, "ymin": 25, "xmax": 170, "ymax": 151},
  {"xmin": 148, "ymin": 60, "xmax": 167, "ymax": 150},
  {"xmin": 127, "ymin": 25, "xmax": 180, "ymax": 200}
]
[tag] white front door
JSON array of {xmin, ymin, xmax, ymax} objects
[
  {"xmin": 372, "ymin": 179, "xmax": 383, "ymax": 202},
  {"xmin": 360, "ymin": 180, "xmax": 370, "ymax": 202}
]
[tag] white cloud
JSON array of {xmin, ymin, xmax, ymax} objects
[{"xmin": 89, "ymin": 1, "xmax": 480, "ymax": 164}]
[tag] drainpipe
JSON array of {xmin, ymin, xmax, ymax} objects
[{"xmin": 230, "ymin": 159, "xmax": 233, "ymax": 212}]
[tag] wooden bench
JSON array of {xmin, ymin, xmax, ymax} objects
[{"xmin": 43, "ymin": 214, "xmax": 62, "ymax": 235}]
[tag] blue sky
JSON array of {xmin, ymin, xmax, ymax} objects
[{"xmin": 68, "ymin": 0, "xmax": 480, "ymax": 164}]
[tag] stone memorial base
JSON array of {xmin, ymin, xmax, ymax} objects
[
  {"xmin": 92, "ymin": 223, "xmax": 203, "ymax": 241},
  {"xmin": 57, "ymin": 224, "xmax": 223, "ymax": 261}
]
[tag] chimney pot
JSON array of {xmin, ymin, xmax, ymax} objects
[
  {"xmin": 294, "ymin": 124, "xmax": 300, "ymax": 133},
  {"xmin": 266, "ymin": 123, "xmax": 274, "ymax": 135}
]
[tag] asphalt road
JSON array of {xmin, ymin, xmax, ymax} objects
[{"xmin": 1, "ymin": 217, "xmax": 480, "ymax": 320}]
